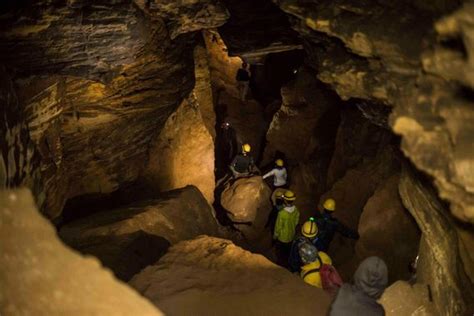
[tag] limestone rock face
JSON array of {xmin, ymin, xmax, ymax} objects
[
  {"xmin": 274, "ymin": 0, "xmax": 474, "ymax": 224},
  {"xmin": 135, "ymin": 0, "xmax": 229, "ymax": 39},
  {"xmin": 143, "ymin": 51, "xmax": 216, "ymax": 203},
  {"xmin": 399, "ymin": 165, "xmax": 474, "ymax": 316},
  {"xmin": 0, "ymin": 188, "xmax": 163, "ymax": 316},
  {"xmin": 380, "ymin": 281, "xmax": 437, "ymax": 316},
  {"xmin": 0, "ymin": 1, "xmax": 206, "ymax": 219},
  {"xmin": 129, "ymin": 236, "xmax": 332, "ymax": 316},
  {"xmin": 220, "ymin": 176, "xmax": 272, "ymax": 240},
  {"xmin": 60, "ymin": 186, "xmax": 222, "ymax": 281},
  {"xmin": 356, "ymin": 175, "xmax": 420, "ymax": 282}
]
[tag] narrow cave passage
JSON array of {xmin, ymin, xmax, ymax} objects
[{"xmin": 1, "ymin": 1, "xmax": 473, "ymax": 316}]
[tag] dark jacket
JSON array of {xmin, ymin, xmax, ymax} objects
[
  {"xmin": 314, "ymin": 212, "xmax": 359, "ymax": 252},
  {"xmin": 330, "ymin": 256, "xmax": 388, "ymax": 316},
  {"xmin": 288, "ymin": 235, "xmax": 319, "ymax": 272},
  {"xmin": 230, "ymin": 153, "xmax": 253, "ymax": 173},
  {"xmin": 236, "ymin": 68, "xmax": 250, "ymax": 81}
]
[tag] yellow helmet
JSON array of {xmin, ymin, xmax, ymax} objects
[
  {"xmin": 302, "ymin": 219, "xmax": 318, "ymax": 238},
  {"xmin": 275, "ymin": 159, "xmax": 284, "ymax": 167},
  {"xmin": 283, "ymin": 190, "xmax": 296, "ymax": 201},
  {"xmin": 242, "ymin": 143, "xmax": 251, "ymax": 153},
  {"xmin": 323, "ymin": 198, "xmax": 336, "ymax": 211}
]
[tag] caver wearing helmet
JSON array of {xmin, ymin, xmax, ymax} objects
[
  {"xmin": 273, "ymin": 190, "xmax": 300, "ymax": 264},
  {"xmin": 312, "ymin": 198, "xmax": 359, "ymax": 252},
  {"xmin": 263, "ymin": 158, "xmax": 288, "ymax": 190},
  {"xmin": 288, "ymin": 217, "xmax": 321, "ymax": 272},
  {"xmin": 229, "ymin": 143, "xmax": 255, "ymax": 178}
]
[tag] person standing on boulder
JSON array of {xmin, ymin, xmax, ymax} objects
[
  {"xmin": 229, "ymin": 143, "xmax": 255, "ymax": 179},
  {"xmin": 314, "ymin": 198, "xmax": 359, "ymax": 252},
  {"xmin": 273, "ymin": 190, "xmax": 300, "ymax": 267},
  {"xmin": 235, "ymin": 61, "xmax": 250, "ymax": 101},
  {"xmin": 330, "ymin": 256, "xmax": 388, "ymax": 316}
]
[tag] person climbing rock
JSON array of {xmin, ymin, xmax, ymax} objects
[
  {"xmin": 288, "ymin": 217, "xmax": 319, "ymax": 272},
  {"xmin": 299, "ymin": 242, "xmax": 333, "ymax": 288},
  {"xmin": 235, "ymin": 61, "xmax": 250, "ymax": 101},
  {"xmin": 229, "ymin": 143, "xmax": 255, "ymax": 179},
  {"xmin": 329, "ymin": 256, "xmax": 388, "ymax": 316},
  {"xmin": 216, "ymin": 121, "xmax": 238, "ymax": 179},
  {"xmin": 273, "ymin": 190, "xmax": 300, "ymax": 267},
  {"xmin": 263, "ymin": 159, "xmax": 288, "ymax": 191},
  {"xmin": 313, "ymin": 198, "xmax": 359, "ymax": 252}
]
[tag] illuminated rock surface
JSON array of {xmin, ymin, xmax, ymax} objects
[
  {"xmin": 0, "ymin": 188, "xmax": 163, "ymax": 316},
  {"xmin": 60, "ymin": 186, "xmax": 224, "ymax": 280},
  {"xmin": 221, "ymin": 176, "xmax": 272, "ymax": 241},
  {"xmin": 129, "ymin": 235, "xmax": 332, "ymax": 316}
]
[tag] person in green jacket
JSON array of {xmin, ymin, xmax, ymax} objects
[{"xmin": 273, "ymin": 190, "xmax": 300, "ymax": 267}]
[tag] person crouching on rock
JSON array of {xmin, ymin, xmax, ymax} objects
[
  {"xmin": 273, "ymin": 190, "xmax": 300, "ymax": 267},
  {"xmin": 229, "ymin": 143, "xmax": 256, "ymax": 179}
]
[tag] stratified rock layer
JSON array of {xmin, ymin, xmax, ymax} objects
[
  {"xmin": 129, "ymin": 235, "xmax": 332, "ymax": 316},
  {"xmin": 60, "ymin": 186, "xmax": 223, "ymax": 281},
  {"xmin": 0, "ymin": 188, "xmax": 163, "ymax": 316}
]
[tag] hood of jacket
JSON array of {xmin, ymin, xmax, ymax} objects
[{"xmin": 354, "ymin": 256, "xmax": 388, "ymax": 299}]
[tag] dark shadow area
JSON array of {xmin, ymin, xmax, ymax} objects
[
  {"xmin": 69, "ymin": 230, "xmax": 170, "ymax": 282},
  {"xmin": 250, "ymin": 49, "xmax": 305, "ymax": 107}
]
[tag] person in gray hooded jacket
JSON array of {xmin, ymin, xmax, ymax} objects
[{"xmin": 330, "ymin": 256, "xmax": 388, "ymax": 316}]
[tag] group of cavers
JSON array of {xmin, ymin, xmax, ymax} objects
[{"xmin": 213, "ymin": 62, "xmax": 391, "ymax": 314}]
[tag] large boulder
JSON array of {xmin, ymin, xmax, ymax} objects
[
  {"xmin": 129, "ymin": 236, "xmax": 332, "ymax": 316},
  {"xmin": 380, "ymin": 281, "xmax": 437, "ymax": 316},
  {"xmin": 356, "ymin": 175, "xmax": 420, "ymax": 282},
  {"xmin": 60, "ymin": 186, "xmax": 223, "ymax": 281},
  {"xmin": 0, "ymin": 188, "xmax": 163, "ymax": 316},
  {"xmin": 220, "ymin": 176, "xmax": 272, "ymax": 241}
]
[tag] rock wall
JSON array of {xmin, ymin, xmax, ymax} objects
[
  {"xmin": 0, "ymin": 0, "xmax": 228, "ymax": 220},
  {"xmin": 142, "ymin": 46, "xmax": 216, "ymax": 204},
  {"xmin": 0, "ymin": 188, "xmax": 163, "ymax": 316},
  {"xmin": 60, "ymin": 186, "xmax": 223, "ymax": 281},
  {"xmin": 129, "ymin": 235, "xmax": 332, "ymax": 316},
  {"xmin": 274, "ymin": 0, "xmax": 474, "ymax": 224},
  {"xmin": 399, "ymin": 164, "xmax": 474, "ymax": 315}
]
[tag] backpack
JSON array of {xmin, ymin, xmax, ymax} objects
[{"xmin": 320, "ymin": 264, "xmax": 343, "ymax": 296}]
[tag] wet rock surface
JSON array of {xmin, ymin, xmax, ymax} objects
[
  {"xmin": 0, "ymin": 188, "xmax": 163, "ymax": 316},
  {"xmin": 129, "ymin": 235, "xmax": 332, "ymax": 316},
  {"xmin": 60, "ymin": 186, "xmax": 223, "ymax": 281},
  {"xmin": 380, "ymin": 281, "xmax": 437, "ymax": 316},
  {"xmin": 220, "ymin": 176, "xmax": 272, "ymax": 241}
]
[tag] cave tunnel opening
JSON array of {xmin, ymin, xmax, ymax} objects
[{"xmin": 1, "ymin": 0, "xmax": 473, "ymax": 315}]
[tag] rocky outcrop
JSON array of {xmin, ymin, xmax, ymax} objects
[
  {"xmin": 134, "ymin": 0, "xmax": 229, "ymax": 40},
  {"xmin": 0, "ymin": 1, "xmax": 220, "ymax": 220},
  {"xmin": 0, "ymin": 188, "xmax": 163, "ymax": 316},
  {"xmin": 219, "ymin": 0, "xmax": 302, "ymax": 57},
  {"xmin": 221, "ymin": 177, "xmax": 272, "ymax": 241},
  {"xmin": 380, "ymin": 281, "xmax": 437, "ymax": 316},
  {"xmin": 142, "ymin": 45, "xmax": 216, "ymax": 203},
  {"xmin": 60, "ymin": 186, "xmax": 223, "ymax": 281},
  {"xmin": 356, "ymin": 175, "xmax": 420, "ymax": 282},
  {"xmin": 274, "ymin": 0, "xmax": 473, "ymax": 224},
  {"xmin": 399, "ymin": 165, "xmax": 474, "ymax": 316},
  {"xmin": 129, "ymin": 235, "xmax": 332, "ymax": 316}
]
